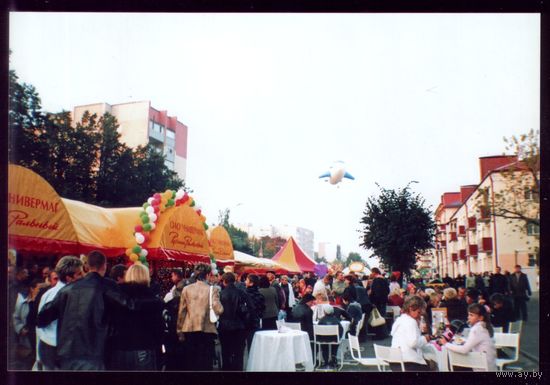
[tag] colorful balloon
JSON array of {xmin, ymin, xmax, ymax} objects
[
  {"xmin": 143, "ymin": 223, "xmax": 152, "ymax": 232},
  {"xmin": 134, "ymin": 225, "xmax": 143, "ymax": 233},
  {"xmin": 148, "ymin": 213, "xmax": 157, "ymax": 222},
  {"xmin": 135, "ymin": 232, "xmax": 145, "ymax": 244},
  {"xmin": 132, "ymin": 245, "xmax": 142, "ymax": 254},
  {"xmin": 139, "ymin": 249, "xmax": 148, "ymax": 258},
  {"xmin": 146, "ymin": 206, "xmax": 155, "ymax": 214},
  {"xmin": 129, "ymin": 253, "xmax": 139, "ymax": 262}
]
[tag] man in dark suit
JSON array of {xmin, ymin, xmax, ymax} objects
[
  {"xmin": 509, "ymin": 265, "xmax": 531, "ymax": 321},
  {"xmin": 489, "ymin": 266, "xmax": 510, "ymax": 295}
]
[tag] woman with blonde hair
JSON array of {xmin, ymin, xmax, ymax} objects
[{"xmin": 107, "ymin": 263, "xmax": 164, "ymax": 370}]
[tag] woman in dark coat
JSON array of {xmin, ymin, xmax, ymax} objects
[
  {"xmin": 108, "ymin": 264, "xmax": 164, "ymax": 370},
  {"xmin": 440, "ymin": 287, "xmax": 467, "ymax": 323},
  {"xmin": 245, "ymin": 274, "xmax": 265, "ymax": 352},
  {"xmin": 258, "ymin": 275, "xmax": 279, "ymax": 330}
]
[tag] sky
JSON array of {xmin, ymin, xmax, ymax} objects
[{"xmin": 9, "ymin": 13, "xmax": 540, "ymax": 264}]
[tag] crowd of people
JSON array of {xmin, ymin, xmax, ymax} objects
[{"xmin": 8, "ymin": 252, "xmax": 533, "ymax": 372}]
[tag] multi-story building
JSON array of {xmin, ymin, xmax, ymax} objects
[
  {"xmin": 434, "ymin": 155, "xmax": 539, "ymax": 290},
  {"xmin": 72, "ymin": 101, "xmax": 188, "ymax": 180},
  {"xmin": 236, "ymin": 223, "xmax": 315, "ymax": 259}
]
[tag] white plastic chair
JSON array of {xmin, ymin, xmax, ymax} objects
[
  {"xmin": 373, "ymin": 344, "xmax": 405, "ymax": 372},
  {"xmin": 493, "ymin": 327, "xmax": 503, "ymax": 334},
  {"xmin": 494, "ymin": 332, "xmax": 521, "ymax": 371},
  {"xmin": 509, "ymin": 320, "xmax": 523, "ymax": 334},
  {"xmin": 313, "ymin": 324, "xmax": 344, "ymax": 371},
  {"xmin": 386, "ymin": 306, "xmax": 401, "ymax": 321},
  {"xmin": 347, "ymin": 334, "xmax": 387, "ymax": 369},
  {"xmin": 448, "ymin": 351, "xmax": 488, "ymax": 371}
]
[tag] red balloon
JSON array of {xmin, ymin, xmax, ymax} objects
[
  {"xmin": 196, "ymin": 209, "xmax": 202, "ymax": 215},
  {"xmin": 135, "ymin": 225, "xmax": 143, "ymax": 233},
  {"xmin": 153, "ymin": 205, "xmax": 160, "ymax": 213},
  {"xmin": 152, "ymin": 199, "xmax": 161, "ymax": 206},
  {"xmin": 143, "ymin": 233, "xmax": 151, "ymax": 243},
  {"xmin": 181, "ymin": 194, "xmax": 189, "ymax": 203},
  {"xmin": 153, "ymin": 193, "xmax": 161, "ymax": 200}
]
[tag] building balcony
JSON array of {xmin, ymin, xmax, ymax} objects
[
  {"xmin": 459, "ymin": 249, "xmax": 467, "ymax": 260},
  {"xmin": 468, "ymin": 244, "xmax": 478, "ymax": 257},
  {"xmin": 452, "ymin": 253, "xmax": 458, "ymax": 262},
  {"xmin": 439, "ymin": 240, "xmax": 446, "ymax": 248},
  {"xmin": 449, "ymin": 232, "xmax": 457, "ymax": 242},
  {"xmin": 468, "ymin": 216, "xmax": 477, "ymax": 229},
  {"xmin": 478, "ymin": 205, "xmax": 491, "ymax": 222},
  {"xmin": 479, "ymin": 237, "xmax": 493, "ymax": 252},
  {"xmin": 458, "ymin": 226, "xmax": 466, "ymax": 236}
]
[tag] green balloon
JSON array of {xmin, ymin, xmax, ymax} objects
[
  {"xmin": 143, "ymin": 223, "xmax": 152, "ymax": 231},
  {"xmin": 171, "ymin": 191, "xmax": 176, "ymax": 199},
  {"xmin": 167, "ymin": 199, "xmax": 174, "ymax": 206},
  {"xmin": 133, "ymin": 245, "xmax": 142, "ymax": 254},
  {"xmin": 142, "ymin": 202, "xmax": 150, "ymax": 209},
  {"xmin": 142, "ymin": 216, "xmax": 150, "ymax": 224},
  {"xmin": 139, "ymin": 255, "xmax": 147, "ymax": 263},
  {"xmin": 140, "ymin": 211, "xmax": 148, "ymax": 218},
  {"xmin": 190, "ymin": 201, "xmax": 195, "ymax": 207},
  {"xmin": 203, "ymin": 222, "xmax": 209, "ymax": 230}
]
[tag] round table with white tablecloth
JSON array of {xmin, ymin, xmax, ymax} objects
[{"xmin": 246, "ymin": 330, "xmax": 314, "ymax": 371}]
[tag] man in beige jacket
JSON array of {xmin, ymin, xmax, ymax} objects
[{"xmin": 177, "ymin": 263, "xmax": 223, "ymax": 370}]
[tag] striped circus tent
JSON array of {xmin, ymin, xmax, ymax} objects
[{"xmin": 271, "ymin": 236, "xmax": 317, "ymax": 273}]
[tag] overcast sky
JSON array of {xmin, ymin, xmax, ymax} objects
[{"xmin": 9, "ymin": 13, "xmax": 540, "ymax": 263}]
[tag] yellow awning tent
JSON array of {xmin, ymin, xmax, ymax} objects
[
  {"xmin": 8, "ymin": 164, "xmax": 210, "ymax": 263},
  {"xmin": 207, "ymin": 226, "xmax": 235, "ymax": 268}
]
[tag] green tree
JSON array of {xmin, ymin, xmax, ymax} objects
[
  {"xmin": 345, "ymin": 251, "xmax": 363, "ymax": 267},
  {"xmin": 259, "ymin": 236, "xmax": 287, "ymax": 259},
  {"xmin": 360, "ymin": 183, "xmax": 436, "ymax": 276},
  {"xmin": 314, "ymin": 254, "xmax": 329, "ymax": 264},
  {"xmin": 8, "ymin": 69, "xmax": 49, "ymax": 174}
]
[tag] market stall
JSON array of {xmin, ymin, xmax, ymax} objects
[
  {"xmin": 208, "ymin": 226, "xmax": 235, "ymax": 269},
  {"xmin": 271, "ymin": 236, "xmax": 317, "ymax": 273},
  {"xmin": 233, "ymin": 250, "xmax": 289, "ymax": 275},
  {"xmin": 8, "ymin": 164, "xmax": 211, "ymax": 265}
]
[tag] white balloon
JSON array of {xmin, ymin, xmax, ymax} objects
[
  {"xmin": 175, "ymin": 189, "xmax": 185, "ymax": 199},
  {"xmin": 135, "ymin": 233, "xmax": 145, "ymax": 244},
  {"xmin": 149, "ymin": 222, "xmax": 156, "ymax": 230},
  {"xmin": 149, "ymin": 213, "xmax": 158, "ymax": 222},
  {"xmin": 146, "ymin": 206, "xmax": 155, "ymax": 214},
  {"xmin": 147, "ymin": 197, "xmax": 154, "ymax": 204},
  {"xmin": 139, "ymin": 249, "xmax": 148, "ymax": 258},
  {"xmin": 193, "ymin": 205, "xmax": 201, "ymax": 212}
]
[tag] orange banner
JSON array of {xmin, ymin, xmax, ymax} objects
[
  {"xmin": 159, "ymin": 205, "xmax": 210, "ymax": 256},
  {"xmin": 8, "ymin": 164, "xmax": 78, "ymax": 254},
  {"xmin": 208, "ymin": 226, "xmax": 234, "ymax": 261}
]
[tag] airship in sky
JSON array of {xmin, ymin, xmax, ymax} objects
[{"xmin": 319, "ymin": 161, "xmax": 355, "ymax": 185}]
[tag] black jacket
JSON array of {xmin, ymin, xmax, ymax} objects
[
  {"xmin": 246, "ymin": 285, "xmax": 265, "ymax": 327},
  {"xmin": 346, "ymin": 302, "xmax": 363, "ymax": 335},
  {"xmin": 509, "ymin": 272, "xmax": 532, "ymax": 299},
  {"xmin": 218, "ymin": 283, "xmax": 250, "ymax": 331},
  {"xmin": 490, "ymin": 273, "xmax": 510, "ymax": 295},
  {"xmin": 355, "ymin": 284, "xmax": 373, "ymax": 314},
  {"xmin": 37, "ymin": 272, "xmax": 150, "ymax": 361},
  {"xmin": 343, "ymin": 285, "xmax": 357, "ymax": 302},
  {"xmin": 290, "ymin": 303, "xmax": 314, "ymax": 339},
  {"xmin": 109, "ymin": 283, "xmax": 164, "ymax": 351},
  {"xmin": 440, "ymin": 298, "xmax": 467, "ymax": 322},
  {"xmin": 369, "ymin": 277, "xmax": 389, "ymax": 306},
  {"xmin": 490, "ymin": 298, "xmax": 516, "ymax": 331},
  {"xmin": 318, "ymin": 314, "xmax": 344, "ymax": 342}
]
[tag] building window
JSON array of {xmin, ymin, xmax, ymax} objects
[
  {"xmin": 527, "ymin": 223, "xmax": 539, "ymax": 236},
  {"xmin": 528, "ymin": 254, "xmax": 536, "ymax": 267},
  {"xmin": 166, "ymin": 129, "xmax": 175, "ymax": 139},
  {"xmin": 524, "ymin": 189, "xmax": 537, "ymax": 201}
]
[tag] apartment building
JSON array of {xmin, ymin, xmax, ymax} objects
[
  {"xmin": 434, "ymin": 155, "xmax": 539, "ymax": 289},
  {"xmin": 72, "ymin": 101, "xmax": 188, "ymax": 180}
]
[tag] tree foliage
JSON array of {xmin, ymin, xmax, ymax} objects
[
  {"xmin": 345, "ymin": 251, "xmax": 363, "ymax": 267},
  {"xmin": 360, "ymin": 183, "xmax": 435, "ymax": 275},
  {"xmin": 8, "ymin": 68, "xmax": 188, "ymax": 207}
]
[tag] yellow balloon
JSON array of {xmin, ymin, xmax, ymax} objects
[
  {"xmin": 130, "ymin": 253, "xmax": 139, "ymax": 262},
  {"xmin": 126, "ymin": 248, "xmax": 132, "ymax": 257},
  {"xmin": 200, "ymin": 215, "xmax": 206, "ymax": 222}
]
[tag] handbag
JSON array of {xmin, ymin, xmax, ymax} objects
[
  {"xmin": 209, "ymin": 285, "xmax": 219, "ymax": 323},
  {"xmin": 368, "ymin": 306, "xmax": 386, "ymax": 327}
]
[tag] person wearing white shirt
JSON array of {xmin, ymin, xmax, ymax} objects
[
  {"xmin": 390, "ymin": 295, "xmax": 437, "ymax": 371},
  {"xmin": 35, "ymin": 256, "xmax": 84, "ymax": 370},
  {"xmin": 440, "ymin": 303, "xmax": 497, "ymax": 371},
  {"xmin": 312, "ymin": 275, "xmax": 331, "ymax": 298}
]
